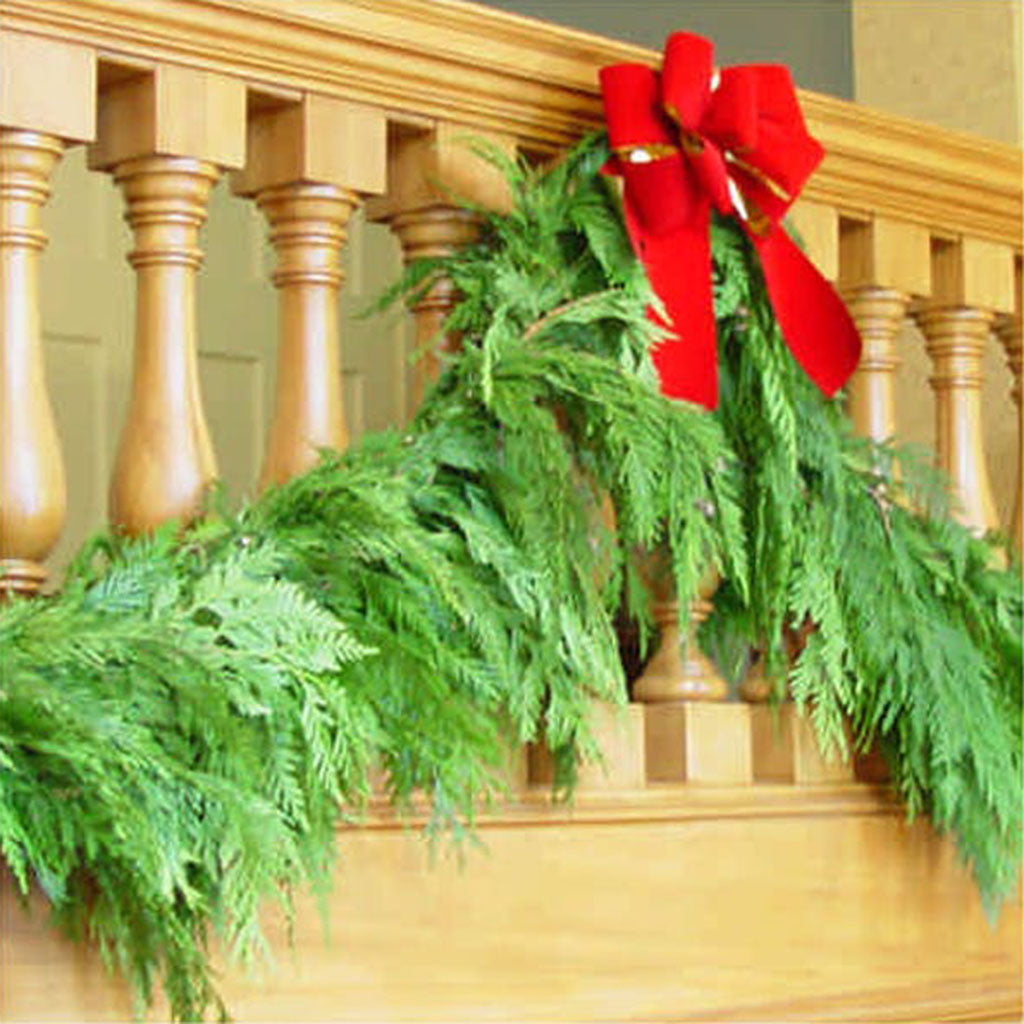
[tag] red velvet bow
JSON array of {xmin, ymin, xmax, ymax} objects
[{"xmin": 600, "ymin": 33, "xmax": 861, "ymax": 409}]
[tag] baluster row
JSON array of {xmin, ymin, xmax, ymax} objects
[
  {"xmin": 0, "ymin": 35, "xmax": 1020, "ymax": 798},
  {"xmin": 0, "ymin": 32, "xmax": 512, "ymax": 596}
]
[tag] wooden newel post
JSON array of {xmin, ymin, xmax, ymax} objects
[
  {"xmin": 0, "ymin": 35, "xmax": 96, "ymax": 595},
  {"xmin": 88, "ymin": 65, "xmax": 246, "ymax": 535},
  {"xmin": 366, "ymin": 123, "xmax": 513, "ymax": 417},
  {"xmin": 914, "ymin": 238, "xmax": 1015, "ymax": 537},
  {"xmin": 232, "ymin": 96, "xmax": 386, "ymax": 489}
]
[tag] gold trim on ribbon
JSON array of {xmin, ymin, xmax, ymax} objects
[
  {"xmin": 723, "ymin": 151, "xmax": 792, "ymax": 203},
  {"xmin": 611, "ymin": 143, "xmax": 679, "ymax": 164}
]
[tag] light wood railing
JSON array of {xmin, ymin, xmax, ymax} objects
[
  {"xmin": 0, "ymin": 0, "xmax": 1020, "ymax": 768},
  {"xmin": 0, "ymin": 3, "xmax": 1021, "ymax": 1018},
  {"xmin": 1, "ymin": 0, "xmax": 1021, "ymax": 775},
  {"xmin": 2, "ymin": 0, "xmax": 1021, "ymax": 590}
]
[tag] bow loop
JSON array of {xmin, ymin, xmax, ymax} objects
[
  {"xmin": 599, "ymin": 64, "xmax": 675, "ymax": 156},
  {"xmin": 600, "ymin": 32, "xmax": 861, "ymax": 410},
  {"xmin": 702, "ymin": 67, "xmax": 759, "ymax": 153},
  {"xmin": 731, "ymin": 66, "xmax": 823, "ymax": 220},
  {"xmin": 661, "ymin": 33, "xmax": 714, "ymax": 128}
]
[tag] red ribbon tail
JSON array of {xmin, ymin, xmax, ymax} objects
[
  {"xmin": 622, "ymin": 195, "xmax": 719, "ymax": 409},
  {"xmin": 754, "ymin": 229, "xmax": 862, "ymax": 397}
]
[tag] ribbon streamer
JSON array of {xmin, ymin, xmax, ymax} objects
[{"xmin": 600, "ymin": 32, "xmax": 861, "ymax": 409}]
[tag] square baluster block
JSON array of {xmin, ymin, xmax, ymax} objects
[
  {"xmin": 749, "ymin": 703, "xmax": 854, "ymax": 784},
  {"xmin": 644, "ymin": 702, "xmax": 752, "ymax": 784},
  {"xmin": 528, "ymin": 700, "xmax": 645, "ymax": 791}
]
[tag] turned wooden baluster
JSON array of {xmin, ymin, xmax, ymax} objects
[
  {"xmin": 366, "ymin": 124, "xmax": 512, "ymax": 415},
  {"xmin": 0, "ymin": 36, "xmax": 95, "ymax": 595},
  {"xmin": 838, "ymin": 217, "xmax": 931, "ymax": 444},
  {"xmin": 843, "ymin": 289, "xmax": 907, "ymax": 441},
  {"xmin": 633, "ymin": 570, "xmax": 727, "ymax": 702},
  {"xmin": 388, "ymin": 207, "xmax": 480, "ymax": 407},
  {"xmin": 88, "ymin": 66, "xmax": 246, "ymax": 534},
  {"xmin": 0, "ymin": 132, "xmax": 68, "ymax": 596},
  {"xmin": 994, "ymin": 261, "xmax": 1022, "ymax": 551},
  {"xmin": 233, "ymin": 96, "xmax": 386, "ymax": 488},
  {"xmin": 914, "ymin": 238, "xmax": 1016, "ymax": 536}
]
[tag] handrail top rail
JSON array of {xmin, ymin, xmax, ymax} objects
[{"xmin": 3, "ymin": 0, "xmax": 1022, "ymax": 246}]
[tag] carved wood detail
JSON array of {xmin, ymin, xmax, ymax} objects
[{"xmin": 633, "ymin": 572, "xmax": 727, "ymax": 703}]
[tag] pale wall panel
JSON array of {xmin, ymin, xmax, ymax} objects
[
  {"xmin": 199, "ymin": 351, "xmax": 265, "ymax": 507},
  {"xmin": 42, "ymin": 333, "xmax": 107, "ymax": 576},
  {"xmin": 853, "ymin": 0, "xmax": 1021, "ymax": 146}
]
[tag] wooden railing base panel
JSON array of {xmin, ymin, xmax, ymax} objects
[{"xmin": 3, "ymin": 785, "xmax": 1019, "ymax": 1022}]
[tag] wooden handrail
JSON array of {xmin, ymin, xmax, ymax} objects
[{"xmin": 3, "ymin": 0, "xmax": 1021, "ymax": 245}]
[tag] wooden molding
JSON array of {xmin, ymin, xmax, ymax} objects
[
  {"xmin": 358, "ymin": 780, "xmax": 903, "ymax": 831},
  {"xmin": 232, "ymin": 95, "xmax": 387, "ymax": 196},
  {"xmin": 0, "ymin": 32, "xmax": 96, "ymax": 142},
  {"xmin": 87, "ymin": 63, "xmax": 246, "ymax": 171},
  {"xmin": 4, "ymin": 786, "xmax": 1019, "ymax": 1022},
  {"xmin": 3, "ymin": 0, "xmax": 1020, "ymax": 246},
  {"xmin": 838, "ymin": 216, "xmax": 931, "ymax": 296}
]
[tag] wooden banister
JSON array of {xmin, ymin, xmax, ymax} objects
[{"xmin": 3, "ymin": 0, "xmax": 1020, "ymax": 240}]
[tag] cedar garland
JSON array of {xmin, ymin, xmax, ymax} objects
[{"xmin": 0, "ymin": 135, "xmax": 1019, "ymax": 1020}]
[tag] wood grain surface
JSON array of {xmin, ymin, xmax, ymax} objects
[{"xmin": 3, "ymin": 785, "xmax": 1020, "ymax": 1022}]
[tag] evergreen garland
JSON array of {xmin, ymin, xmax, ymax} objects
[
  {"xmin": 707, "ymin": 216, "xmax": 1022, "ymax": 912},
  {"xmin": 0, "ymin": 135, "xmax": 1018, "ymax": 1021}
]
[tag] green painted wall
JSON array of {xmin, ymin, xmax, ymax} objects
[{"xmin": 476, "ymin": 0, "xmax": 854, "ymax": 97}]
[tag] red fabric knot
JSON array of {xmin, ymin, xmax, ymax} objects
[{"xmin": 600, "ymin": 32, "xmax": 861, "ymax": 410}]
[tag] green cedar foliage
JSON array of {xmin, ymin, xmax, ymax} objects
[
  {"xmin": 0, "ymin": 133, "xmax": 1018, "ymax": 1020},
  {"xmin": 707, "ymin": 215, "xmax": 1022, "ymax": 915},
  {"xmin": 0, "ymin": 136, "xmax": 742, "ymax": 1019},
  {"xmin": 1, "ymin": 523, "xmax": 376, "ymax": 1019}
]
